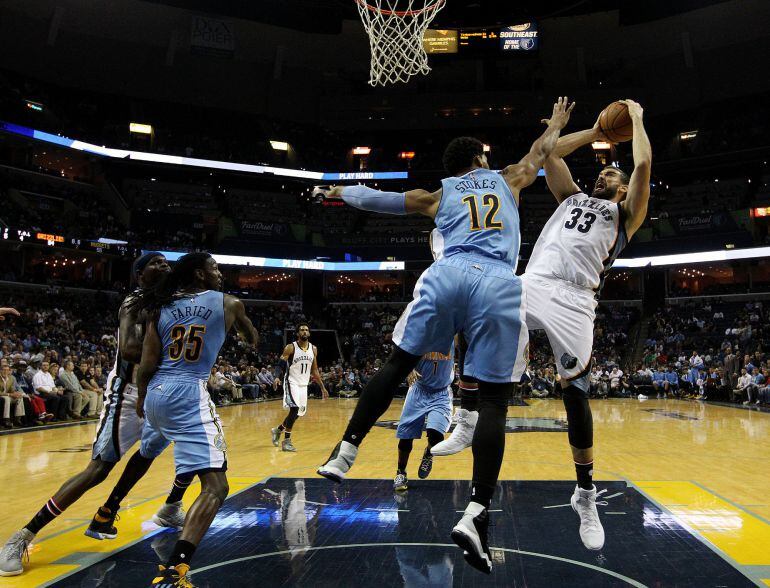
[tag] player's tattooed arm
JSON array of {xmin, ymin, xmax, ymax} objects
[
  {"xmin": 311, "ymin": 346, "xmax": 328, "ymax": 399},
  {"xmin": 619, "ymin": 100, "xmax": 652, "ymax": 238},
  {"xmin": 224, "ymin": 294, "xmax": 258, "ymax": 347},
  {"xmin": 502, "ymin": 97, "xmax": 575, "ymax": 200},
  {"xmin": 135, "ymin": 319, "xmax": 162, "ymax": 418},
  {"xmin": 118, "ymin": 296, "xmax": 144, "ymax": 363}
]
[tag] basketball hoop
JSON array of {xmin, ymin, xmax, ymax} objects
[{"xmin": 355, "ymin": 0, "xmax": 447, "ymax": 87}]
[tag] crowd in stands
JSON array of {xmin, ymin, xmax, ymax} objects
[
  {"xmin": 615, "ymin": 300, "xmax": 770, "ymax": 403},
  {"xmin": 3, "ymin": 282, "xmax": 770, "ymax": 433},
  {"xmin": 521, "ymin": 306, "xmax": 637, "ymax": 399},
  {"xmin": 0, "ymin": 165, "xmax": 122, "ymax": 239}
]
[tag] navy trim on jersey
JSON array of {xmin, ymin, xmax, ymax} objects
[
  {"xmin": 92, "ymin": 375, "xmax": 126, "ymax": 459},
  {"xmin": 594, "ymin": 202, "xmax": 629, "ymax": 298}
]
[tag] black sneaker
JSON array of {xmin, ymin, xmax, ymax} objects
[
  {"xmin": 85, "ymin": 507, "xmax": 119, "ymax": 540},
  {"xmin": 451, "ymin": 503, "xmax": 492, "ymax": 574},
  {"xmin": 418, "ymin": 449, "xmax": 433, "ymax": 479}
]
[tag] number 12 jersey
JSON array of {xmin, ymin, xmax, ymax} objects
[{"xmin": 525, "ymin": 192, "xmax": 628, "ymax": 294}]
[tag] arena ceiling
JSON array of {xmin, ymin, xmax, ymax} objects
[{"xmin": 139, "ymin": 0, "xmax": 732, "ymax": 32}]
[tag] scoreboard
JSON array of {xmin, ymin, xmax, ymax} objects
[
  {"xmin": 424, "ymin": 23, "xmax": 538, "ymax": 55},
  {"xmin": 423, "ymin": 29, "xmax": 458, "ymax": 54}
]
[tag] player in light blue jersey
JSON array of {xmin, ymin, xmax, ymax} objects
[
  {"xmin": 318, "ymin": 97, "xmax": 575, "ymax": 574},
  {"xmin": 393, "ymin": 341, "xmax": 455, "ymax": 492},
  {"xmin": 129, "ymin": 252, "xmax": 258, "ymax": 588}
]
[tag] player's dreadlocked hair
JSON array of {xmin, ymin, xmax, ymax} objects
[
  {"xmin": 442, "ymin": 137, "xmax": 485, "ymax": 176},
  {"xmin": 128, "ymin": 252, "xmax": 212, "ymax": 315}
]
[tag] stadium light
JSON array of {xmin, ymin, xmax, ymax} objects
[
  {"xmin": 129, "ymin": 122, "xmax": 153, "ymax": 135},
  {"xmin": 679, "ymin": 130, "xmax": 698, "ymax": 141},
  {"xmin": 592, "ymin": 141, "xmax": 612, "ymax": 150},
  {"xmin": 270, "ymin": 140, "xmax": 289, "ymax": 151},
  {"xmin": 398, "ymin": 151, "xmax": 415, "ymax": 160},
  {"xmin": 25, "ymin": 100, "xmax": 43, "ymax": 112},
  {"xmin": 482, "ymin": 144, "xmax": 491, "ymax": 153},
  {"xmin": 353, "ymin": 146, "xmax": 372, "ymax": 156}
]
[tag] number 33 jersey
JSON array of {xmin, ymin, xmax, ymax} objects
[
  {"xmin": 525, "ymin": 192, "xmax": 628, "ymax": 293},
  {"xmin": 155, "ymin": 290, "xmax": 226, "ymax": 382}
]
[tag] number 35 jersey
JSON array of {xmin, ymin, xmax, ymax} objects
[
  {"xmin": 433, "ymin": 168, "xmax": 521, "ymax": 269},
  {"xmin": 155, "ymin": 290, "xmax": 226, "ymax": 382},
  {"xmin": 525, "ymin": 192, "xmax": 628, "ymax": 293}
]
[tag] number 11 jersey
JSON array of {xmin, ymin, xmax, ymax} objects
[{"xmin": 525, "ymin": 192, "xmax": 628, "ymax": 294}]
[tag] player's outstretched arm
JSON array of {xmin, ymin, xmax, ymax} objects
[
  {"xmin": 136, "ymin": 319, "xmax": 162, "ymax": 418},
  {"xmin": 0, "ymin": 307, "xmax": 19, "ymax": 321},
  {"xmin": 502, "ymin": 97, "xmax": 575, "ymax": 198},
  {"xmin": 311, "ymin": 346, "xmax": 328, "ymax": 399},
  {"xmin": 224, "ymin": 294, "xmax": 258, "ymax": 347},
  {"xmin": 543, "ymin": 156, "xmax": 580, "ymax": 203},
  {"xmin": 321, "ymin": 185, "xmax": 442, "ymax": 219},
  {"xmin": 619, "ymin": 100, "xmax": 652, "ymax": 238}
]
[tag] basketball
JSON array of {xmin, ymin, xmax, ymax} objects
[{"xmin": 599, "ymin": 101, "xmax": 634, "ymax": 143}]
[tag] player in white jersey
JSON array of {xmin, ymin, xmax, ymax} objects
[
  {"xmin": 271, "ymin": 323, "xmax": 328, "ymax": 452},
  {"xmin": 434, "ymin": 100, "xmax": 651, "ymax": 553},
  {"xmin": 0, "ymin": 254, "xmax": 194, "ymax": 577}
]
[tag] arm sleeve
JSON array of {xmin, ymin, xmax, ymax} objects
[
  {"xmin": 341, "ymin": 185, "xmax": 407, "ymax": 215},
  {"xmin": 275, "ymin": 359, "xmax": 289, "ymax": 381}
]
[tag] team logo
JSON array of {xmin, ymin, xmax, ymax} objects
[
  {"xmin": 561, "ymin": 353, "xmax": 578, "ymax": 369},
  {"xmin": 213, "ymin": 433, "xmax": 227, "ymax": 452},
  {"xmin": 509, "ymin": 23, "xmax": 532, "ymax": 31}
]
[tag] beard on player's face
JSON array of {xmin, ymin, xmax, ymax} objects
[{"xmin": 591, "ymin": 176, "xmax": 617, "ymax": 200}]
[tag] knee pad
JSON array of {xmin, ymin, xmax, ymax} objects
[
  {"xmin": 478, "ymin": 382, "xmax": 513, "ymax": 412},
  {"xmin": 562, "ymin": 386, "xmax": 593, "ymax": 449}
]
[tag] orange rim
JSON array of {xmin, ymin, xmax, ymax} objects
[{"xmin": 355, "ymin": 0, "xmax": 445, "ymax": 17}]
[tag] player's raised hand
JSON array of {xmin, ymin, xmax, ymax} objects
[
  {"xmin": 312, "ymin": 185, "xmax": 344, "ymax": 202},
  {"xmin": 619, "ymin": 99, "xmax": 643, "ymax": 120},
  {"xmin": 592, "ymin": 113, "xmax": 610, "ymax": 141},
  {"xmin": 543, "ymin": 97, "xmax": 575, "ymax": 130},
  {"xmin": 0, "ymin": 307, "xmax": 20, "ymax": 321}
]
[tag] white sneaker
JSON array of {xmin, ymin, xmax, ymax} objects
[
  {"xmin": 431, "ymin": 409, "xmax": 478, "ymax": 456},
  {"xmin": 0, "ymin": 529, "xmax": 34, "ymax": 576},
  {"xmin": 571, "ymin": 485, "xmax": 607, "ymax": 550},
  {"xmin": 152, "ymin": 501, "xmax": 186, "ymax": 529},
  {"xmin": 637, "ymin": 394, "xmax": 648, "ymax": 401},
  {"xmin": 317, "ymin": 441, "xmax": 358, "ymax": 483},
  {"xmin": 451, "ymin": 502, "xmax": 492, "ymax": 574}
]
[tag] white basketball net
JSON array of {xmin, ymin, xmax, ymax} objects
[{"xmin": 355, "ymin": 0, "xmax": 447, "ymax": 87}]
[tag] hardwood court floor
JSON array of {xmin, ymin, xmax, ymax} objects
[{"xmin": 1, "ymin": 398, "xmax": 769, "ymax": 586}]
